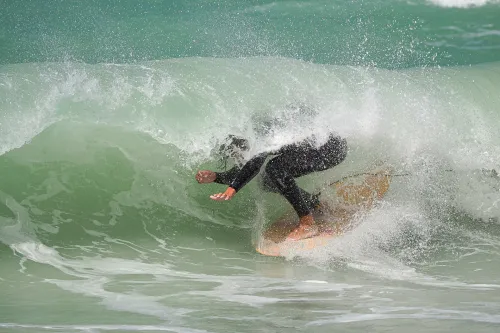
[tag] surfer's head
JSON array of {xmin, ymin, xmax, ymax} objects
[
  {"xmin": 217, "ymin": 134, "xmax": 249, "ymax": 169},
  {"xmin": 252, "ymin": 102, "xmax": 318, "ymax": 136}
]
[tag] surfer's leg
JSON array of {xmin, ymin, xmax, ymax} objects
[
  {"xmin": 265, "ymin": 155, "xmax": 312, "ymax": 217},
  {"xmin": 316, "ymin": 135, "xmax": 348, "ymax": 170},
  {"xmin": 262, "ymin": 137, "xmax": 347, "ymax": 240},
  {"xmin": 265, "ymin": 156, "xmax": 319, "ymax": 240},
  {"xmin": 262, "ymin": 170, "xmax": 319, "ymax": 209}
]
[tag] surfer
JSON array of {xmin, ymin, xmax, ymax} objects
[{"xmin": 196, "ymin": 133, "xmax": 347, "ymax": 240}]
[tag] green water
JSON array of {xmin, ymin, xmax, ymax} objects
[{"xmin": 1, "ymin": 1, "xmax": 500, "ymax": 332}]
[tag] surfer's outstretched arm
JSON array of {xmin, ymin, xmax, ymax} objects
[
  {"xmin": 195, "ymin": 167, "xmax": 239, "ymax": 185},
  {"xmin": 210, "ymin": 153, "xmax": 268, "ymax": 201},
  {"xmin": 229, "ymin": 154, "xmax": 267, "ymax": 192},
  {"xmin": 214, "ymin": 167, "xmax": 240, "ymax": 185}
]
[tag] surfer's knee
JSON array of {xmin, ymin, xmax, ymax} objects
[
  {"xmin": 320, "ymin": 136, "xmax": 347, "ymax": 167},
  {"xmin": 336, "ymin": 138, "xmax": 348, "ymax": 164},
  {"xmin": 339, "ymin": 137, "xmax": 348, "ymax": 159}
]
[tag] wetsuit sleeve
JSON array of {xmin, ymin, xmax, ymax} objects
[
  {"xmin": 214, "ymin": 167, "xmax": 240, "ymax": 185},
  {"xmin": 229, "ymin": 153, "xmax": 268, "ymax": 192}
]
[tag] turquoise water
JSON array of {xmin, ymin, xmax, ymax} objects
[
  {"xmin": 1, "ymin": 1, "xmax": 500, "ymax": 332},
  {"xmin": 2, "ymin": 0, "xmax": 500, "ymax": 67}
]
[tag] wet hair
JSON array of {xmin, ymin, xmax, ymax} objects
[{"xmin": 217, "ymin": 135, "xmax": 249, "ymax": 170}]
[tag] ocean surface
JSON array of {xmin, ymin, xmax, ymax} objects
[{"xmin": 1, "ymin": 0, "xmax": 500, "ymax": 332}]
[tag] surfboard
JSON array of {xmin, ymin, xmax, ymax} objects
[{"xmin": 255, "ymin": 169, "xmax": 391, "ymax": 257}]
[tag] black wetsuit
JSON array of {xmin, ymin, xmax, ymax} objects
[{"xmin": 215, "ymin": 134, "xmax": 347, "ymax": 217}]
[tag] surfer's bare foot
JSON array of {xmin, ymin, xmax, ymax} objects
[{"xmin": 286, "ymin": 214, "xmax": 319, "ymax": 241}]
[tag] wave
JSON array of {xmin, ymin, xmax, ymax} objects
[
  {"xmin": 1, "ymin": 57, "xmax": 500, "ymax": 155},
  {"xmin": 1, "ymin": 57, "xmax": 500, "ymax": 282}
]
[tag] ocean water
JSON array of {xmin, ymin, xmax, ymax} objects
[{"xmin": 1, "ymin": 0, "xmax": 500, "ymax": 332}]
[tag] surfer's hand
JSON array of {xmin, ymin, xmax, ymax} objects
[
  {"xmin": 210, "ymin": 187, "xmax": 236, "ymax": 201},
  {"xmin": 196, "ymin": 170, "xmax": 216, "ymax": 184}
]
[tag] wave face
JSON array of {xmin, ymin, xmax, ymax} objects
[{"xmin": 1, "ymin": 1, "xmax": 500, "ymax": 332}]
